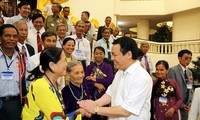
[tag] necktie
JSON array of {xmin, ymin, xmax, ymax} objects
[
  {"xmin": 184, "ymin": 70, "xmax": 189, "ymax": 83},
  {"xmin": 37, "ymin": 31, "xmax": 42, "ymax": 52},
  {"xmin": 145, "ymin": 55, "xmax": 150, "ymax": 73},
  {"xmin": 184, "ymin": 69, "xmax": 189, "ymax": 103},
  {"xmin": 22, "ymin": 45, "xmax": 27, "ymax": 57},
  {"xmin": 106, "ymin": 40, "xmax": 111, "ymax": 60}
]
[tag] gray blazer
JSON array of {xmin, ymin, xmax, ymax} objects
[{"xmin": 167, "ymin": 64, "xmax": 193, "ymax": 106}]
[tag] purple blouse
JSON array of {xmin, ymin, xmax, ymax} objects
[{"xmin": 84, "ymin": 62, "xmax": 114, "ymax": 99}]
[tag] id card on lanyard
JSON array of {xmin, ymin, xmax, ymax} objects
[{"xmin": 0, "ymin": 49, "xmax": 15, "ymax": 80}]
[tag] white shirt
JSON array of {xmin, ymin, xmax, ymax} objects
[
  {"xmin": 94, "ymin": 38, "xmax": 112, "ymax": 59},
  {"xmin": 88, "ymin": 23, "xmax": 96, "ymax": 36},
  {"xmin": 56, "ymin": 37, "xmax": 64, "ymax": 48},
  {"xmin": 69, "ymin": 34, "xmax": 91, "ymax": 66},
  {"xmin": 6, "ymin": 14, "xmax": 33, "ymax": 29},
  {"xmin": 27, "ymin": 28, "xmax": 45, "ymax": 53},
  {"xmin": 141, "ymin": 54, "xmax": 154, "ymax": 74},
  {"xmin": 188, "ymin": 88, "xmax": 200, "ymax": 120},
  {"xmin": 17, "ymin": 42, "xmax": 31, "ymax": 58},
  {"xmin": 106, "ymin": 61, "xmax": 152, "ymax": 120},
  {"xmin": 65, "ymin": 17, "xmax": 75, "ymax": 36},
  {"xmin": 44, "ymin": 3, "xmax": 53, "ymax": 16},
  {"xmin": 27, "ymin": 52, "xmax": 41, "ymax": 71}
]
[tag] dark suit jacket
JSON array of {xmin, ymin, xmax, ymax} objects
[
  {"xmin": 15, "ymin": 44, "xmax": 35, "ymax": 57},
  {"xmin": 167, "ymin": 64, "xmax": 193, "ymax": 106},
  {"xmin": 97, "ymin": 26, "xmax": 104, "ymax": 40}
]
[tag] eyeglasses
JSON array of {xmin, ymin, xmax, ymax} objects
[{"xmin": 182, "ymin": 57, "xmax": 192, "ymax": 61}]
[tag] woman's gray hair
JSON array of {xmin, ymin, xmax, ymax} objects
[{"xmin": 67, "ymin": 61, "xmax": 82, "ymax": 73}]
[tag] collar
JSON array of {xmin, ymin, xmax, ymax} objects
[
  {"xmin": 120, "ymin": 61, "xmax": 140, "ymax": 75},
  {"xmin": 0, "ymin": 46, "xmax": 18, "ymax": 59},
  {"xmin": 17, "ymin": 42, "xmax": 26, "ymax": 48},
  {"xmin": 18, "ymin": 14, "xmax": 30, "ymax": 22},
  {"xmin": 179, "ymin": 64, "xmax": 187, "ymax": 71},
  {"xmin": 102, "ymin": 38, "xmax": 109, "ymax": 43},
  {"xmin": 33, "ymin": 27, "xmax": 45, "ymax": 34},
  {"xmin": 73, "ymin": 34, "xmax": 84, "ymax": 41}
]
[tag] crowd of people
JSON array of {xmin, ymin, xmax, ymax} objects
[{"xmin": 0, "ymin": 0, "xmax": 199, "ymax": 120}]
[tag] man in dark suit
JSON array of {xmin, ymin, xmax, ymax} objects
[
  {"xmin": 168, "ymin": 49, "xmax": 193, "ymax": 120},
  {"xmin": 97, "ymin": 16, "xmax": 112, "ymax": 40},
  {"xmin": 14, "ymin": 20, "xmax": 35, "ymax": 57}
]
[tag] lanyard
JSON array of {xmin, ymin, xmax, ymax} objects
[
  {"xmin": 0, "ymin": 48, "xmax": 15, "ymax": 71},
  {"xmin": 44, "ymin": 74, "xmax": 65, "ymax": 114}
]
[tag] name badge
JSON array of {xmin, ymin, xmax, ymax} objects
[
  {"xmin": 76, "ymin": 49, "xmax": 82, "ymax": 54},
  {"xmin": 186, "ymin": 83, "xmax": 193, "ymax": 89},
  {"xmin": 1, "ymin": 71, "xmax": 14, "ymax": 80},
  {"xmin": 51, "ymin": 22, "xmax": 55, "ymax": 26},
  {"xmin": 159, "ymin": 97, "xmax": 168, "ymax": 104}
]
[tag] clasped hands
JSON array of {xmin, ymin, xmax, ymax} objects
[{"xmin": 77, "ymin": 100, "xmax": 98, "ymax": 117}]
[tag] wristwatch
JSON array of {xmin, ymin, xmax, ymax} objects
[{"xmin": 94, "ymin": 106, "xmax": 99, "ymax": 114}]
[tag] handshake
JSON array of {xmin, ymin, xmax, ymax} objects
[{"xmin": 77, "ymin": 100, "xmax": 100, "ymax": 118}]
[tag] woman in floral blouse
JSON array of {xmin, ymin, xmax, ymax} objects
[{"xmin": 152, "ymin": 60, "xmax": 183, "ymax": 120}]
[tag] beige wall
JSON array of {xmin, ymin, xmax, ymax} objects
[
  {"xmin": 172, "ymin": 8, "xmax": 200, "ymax": 41},
  {"xmin": 165, "ymin": 0, "xmax": 200, "ymax": 14},
  {"xmin": 114, "ymin": 0, "xmax": 165, "ymax": 15},
  {"xmin": 61, "ymin": 0, "xmax": 116, "ymax": 27}
]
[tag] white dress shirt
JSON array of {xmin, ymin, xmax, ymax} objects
[
  {"xmin": 17, "ymin": 42, "xmax": 31, "ymax": 58},
  {"xmin": 141, "ymin": 54, "xmax": 154, "ymax": 74},
  {"xmin": 27, "ymin": 52, "xmax": 41, "ymax": 71},
  {"xmin": 44, "ymin": 3, "xmax": 53, "ymax": 16},
  {"xmin": 106, "ymin": 61, "xmax": 152, "ymax": 120},
  {"xmin": 69, "ymin": 34, "xmax": 91, "ymax": 66},
  {"xmin": 6, "ymin": 14, "xmax": 33, "ymax": 29},
  {"xmin": 94, "ymin": 38, "xmax": 112, "ymax": 59},
  {"xmin": 27, "ymin": 28, "xmax": 45, "ymax": 53}
]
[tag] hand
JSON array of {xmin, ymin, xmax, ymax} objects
[
  {"xmin": 165, "ymin": 108, "xmax": 175, "ymax": 117},
  {"xmin": 94, "ymin": 83, "xmax": 105, "ymax": 91},
  {"xmin": 183, "ymin": 104, "xmax": 191, "ymax": 112},
  {"xmin": 85, "ymin": 76, "xmax": 96, "ymax": 82},
  {"xmin": 79, "ymin": 108, "xmax": 92, "ymax": 118},
  {"xmin": 77, "ymin": 100, "xmax": 97, "ymax": 114}
]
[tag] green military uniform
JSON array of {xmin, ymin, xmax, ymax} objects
[{"xmin": 44, "ymin": 15, "xmax": 68, "ymax": 32}]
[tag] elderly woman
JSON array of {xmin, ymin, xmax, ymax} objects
[
  {"xmin": 22, "ymin": 47, "xmax": 68, "ymax": 119},
  {"xmin": 84, "ymin": 46, "xmax": 114, "ymax": 120},
  {"xmin": 62, "ymin": 61, "xmax": 91, "ymax": 120},
  {"xmin": 152, "ymin": 60, "xmax": 183, "ymax": 120}
]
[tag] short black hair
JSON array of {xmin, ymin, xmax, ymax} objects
[
  {"xmin": 101, "ymin": 27, "xmax": 111, "ymax": 33},
  {"xmin": 82, "ymin": 11, "xmax": 90, "ymax": 18},
  {"xmin": 137, "ymin": 48, "xmax": 144, "ymax": 57},
  {"xmin": 112, "ymin": 36, "xmax": 138, "ymax": 60},
  {"xmin": 41, "ymin": 31, "xmax": 57, "ymax": 41},
  {"xmin": 63, "ymin": 37, "xmax": 75, "ymax": 45},
  {"xmin": 94, "ymin": 46, "xmax": 105, "ymax": 55},
  {"xmin": 0, "ymin": 24, "xmax": 18, "ymax": 37},
  {"xmin": 18, "ymin": 1, "xmax": 30, "ymax": 8},
  {"xmin": 63, "ymin": 6, "xmax": 70, "ymax": 10},
  {"xmin": 178, "ymin": 49, "xmax": 192, "ymax": 57},
  {"xmin": 32, "ymin": 14, "xmax": 45, "ymax": 23},
  {"xmin": 53, "ymin": 2, "xmax": 62, "ymax": 12},
  {"xmin": 84, "ymin": 20, "xmax": 91, "ymax": 24},
  {"xmin": 156, "ymin": 60, "xmax": 169, "ymax": 70}
]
